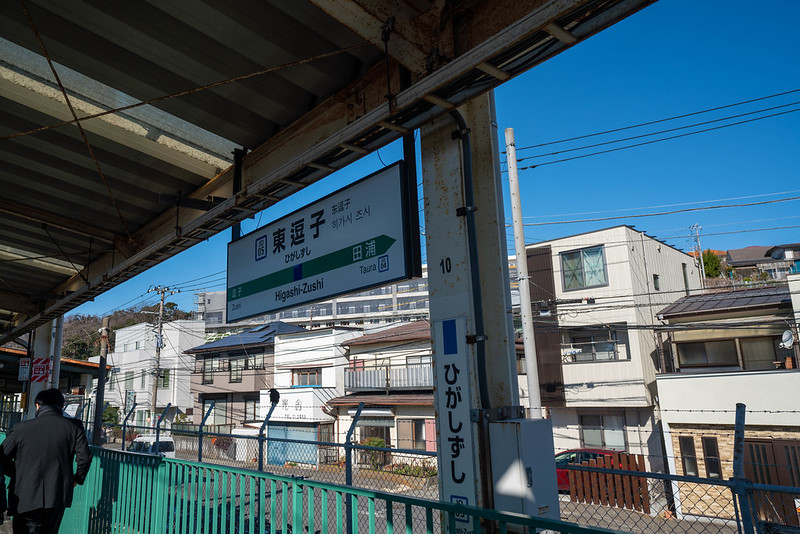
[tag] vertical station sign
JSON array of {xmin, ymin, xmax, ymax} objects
[
  {"xmin": 434, "ymin": 317, "xmax": 477, "ymax": 533},
  {"xmin": 227, "ymin": 161, "xmax": 420, "ymax": 321}
]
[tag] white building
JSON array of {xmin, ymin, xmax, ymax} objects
[
  {"xmin": 258, "ymin": 326, "xmax": 362, "ymax": 466},
  {"xmin": 95, "ymin": 320, "xmax": 205, "ymax": 428},
  {"xmin": 521, "ymin": 225, "xmax": 701, "ymax": 469}
]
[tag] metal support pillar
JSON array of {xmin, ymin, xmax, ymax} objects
[
  {"xmin": 421, "ymin": 91, "xmax": 520, "ymax": 526},
  {"xmin": 154, "ymin": 403, "xmax": 171, "ymax": 455},
  {"xmin": 26, "ymin": 320, "xmax": 57, "ymax": 419},
  {"xmin": 258, "ymin": 402, "xmax": 277, "ymax": 472},
  {"xmin": 121, "ymin": 402, "xmax": 137, "ymax": 451},
  {"xmin": 345, "ymin": 403, "xmax": 364, "ymax": 534},
  {"xmin": 198, "ymin": 402, "xmax": 215, "ymax": 463}
]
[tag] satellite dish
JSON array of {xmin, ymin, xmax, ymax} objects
[{"xmin": 779, "ymin": 330, "xmax": 795, "ymax": 350}]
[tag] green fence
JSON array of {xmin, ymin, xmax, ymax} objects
[{"xmin": 60, "ymin": 446, "xmax": 628, "ymax": 534}]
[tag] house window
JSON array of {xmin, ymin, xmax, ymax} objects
[
  {"xmin": 561, "ymin": 246, "xmax": 607, "ymax": 290},
  {"xmin": 141, "ymin": 370, "xmax": 147, "ymax": 388},
  {"xmin": 740, "ymin": 337, "xmax": 778, "ymax": 370},
  {"xmin": 397, "ymin": 419, "xmax": 426, "ymax": 450},
  {"xmin": 244, "ymin": 397, "xmax": 258, "ymax": 422},
  {"xmin": 580, "ymin": 414, "xmax": 626, "ymax": 450},
  {"xmin": 108, "ymin": 372, "xmax": 115, "ymax": 391},
  {"xmin": 681, "ymin": 263, "xmax": 690, "ymax": 296},
  {"xmin": 652, "ymin": 274, "xmax": 660, "ymax": 291},
  {"xmin": 293, "ymin": 368, "xmax": 322, "ymax": 386},
  {"xmin": 566, "ymin": 332, "xmax": 618, "ymax": 362},
  {"xmin": 159, "ymin": 369, "xmax": 170, "ymax": 388},
  {"xmin": 246, "ymin": 353, "xmax": 265, "ymax": 370},
  {"xmin": 125, "ymin": 371, "xmax": 134, "ymax": 390},
  {"xmin": 201, "ymin": 360, "xmax": 213, "ymax": 385},
  {"xmin": 679, "ymin": 436, "xmax": 698, "ymax": 477},
  {"xmin": 230, "ymin": 358, "xmax": 244, "ymax": 383},
  {"xmin": 406, "ymin": 355, "xmax": 433, "ymax": 366},
  {"xmin": 702, "ymin": 437, "xmax": 722, "ymax": 479},
  {"xmin": 677, "ymin": 340, "xmax": 738, "ymax": 367},
  {"xmin": 202, "ymin": 398, "xmax": 228, "ymax": 426}
]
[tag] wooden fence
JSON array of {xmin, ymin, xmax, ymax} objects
[{"xmin": 568, "ymin": 452, "xmax": 651, "ymax": 514}]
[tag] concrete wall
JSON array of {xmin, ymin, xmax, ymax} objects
[{"xmin": 657, "ymin": 370, "xmax": 800, "ymax": 427}]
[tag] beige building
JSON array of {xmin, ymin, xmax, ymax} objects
[{"xmin": 521, "ymin": 226, "xmax": 702, "ymax": 470}]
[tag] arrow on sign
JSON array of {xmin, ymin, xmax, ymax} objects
[{"xmin": 229, "ymin": 235, "xmax": 395, "ymax": 301}]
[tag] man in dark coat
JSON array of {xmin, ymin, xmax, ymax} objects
[{"xmin": 0, "ymin": 388, "xmax": 92, "ymax": 534}]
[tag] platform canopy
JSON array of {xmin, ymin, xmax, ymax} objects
[{"xmin": 0, "ymin": 0, "xmax": 656, "ymax": 346}]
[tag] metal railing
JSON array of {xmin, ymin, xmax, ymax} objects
[
  {"xmin": 345, "ymin": 363, "xmax": 433, "ymax": 391},
  {"xmin": 63, "ymin": 447, "xmax": 629, "ymax": 534}
]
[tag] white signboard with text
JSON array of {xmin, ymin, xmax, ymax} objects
[
  {"xmin": 434, "ymin": 317, "xmax": 477, "ymax": 533},
  {"xmin": 227, "ymin": 162, "xmax": 419, "ymax": 322},
  {"xmin": 259, "ymin": 388, "xmax": 336, "ymax": 423}
]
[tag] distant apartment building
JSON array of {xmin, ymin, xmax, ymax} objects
[
  {"xmin": 655, "ymin": 283, "xmax": 800, "ymax": 522},
  {"xmin": 520, "ymin": 226, "xmax": 702, "ymax": 469},
  {"xmin": 193, "ymin": 266, "xmax": 430, "ymax": 333},
  {"xmin": 96, "ymin": 320, "xmax": 205, "ymax": 427}
]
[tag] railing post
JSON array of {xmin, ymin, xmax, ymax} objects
[
  {"xmin": 154, "ymin": 403, "xmax": 171, "ymax": 456},
  {"xmin": 121, "ymin": 402, "xmax": 137, "ymax": 451},
  {"xmin": 198, "ymin": 401, "xmax": 215, "ymax": 462},
  {"xmin": 345, "ymin": 403, "xmax": 364, "ymax": 534},
  {"xmin": 732, "ymin": 403, "xmax": 756, "ymax": 534},
  {"xmin": 258, "ymin": 402, "xmax": 277, "ymax": 472}
]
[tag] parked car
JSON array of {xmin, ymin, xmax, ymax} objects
[
  {"xmin": 555, "ymin": 448, "xmax": 617, "ymax": 492},
  {"xmin": 127, "ymin": 435, "xmax": 176, "ymax": 458}
]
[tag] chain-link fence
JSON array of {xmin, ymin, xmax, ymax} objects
[
  {"xmin": 105, "ymin": 422, "xmax": 438, "ymax": 500},
  {"xmin": 562, "ymin": 462, "xmax": 800, "ymax": 534}
]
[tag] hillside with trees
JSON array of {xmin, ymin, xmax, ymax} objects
[{"xmin": 62, "ymin": 302, "xmax": 191, "ymax": 360}]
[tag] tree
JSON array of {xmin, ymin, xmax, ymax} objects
[{"xmin": 702, "ymin": 249, "xmax": 721, "ymax": 278}]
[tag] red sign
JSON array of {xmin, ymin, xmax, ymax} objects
[{"xmin": 30, "ymin": 358, "xmax": 51, "ymax": 383}]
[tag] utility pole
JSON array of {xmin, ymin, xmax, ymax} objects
[
  {"xmin": 147, "ymin": 285, "xmax": 179, "ymax": 427},
  {"xmin": 92, "ymin": 317, "xmax": 110, "ymax": 445},
  {"xmin": 691, "ymin": 224, "xmax": 706, "ymax": 288},
  {"xmin": 505, "ymin": 127, "xmax": 542, "ymax": 418}
]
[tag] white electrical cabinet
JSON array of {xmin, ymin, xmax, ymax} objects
[{"xmin": 489, "ymin": 418, "xmax": 560, "ymax": 521}]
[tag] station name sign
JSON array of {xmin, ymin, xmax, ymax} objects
[{"xmin": 227, "ymin": 162, "xmax": 420, "ymax": 322}]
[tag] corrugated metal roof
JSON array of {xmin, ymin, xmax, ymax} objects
[
  {"xmin": 657, "ymin": 286, "xmax": 791, "ymax": 319},
  {"xmin": 185, "ymin": 321, "xmax": 305, "ymax": 353}
]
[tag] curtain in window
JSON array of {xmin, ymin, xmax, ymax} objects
[
  {"xmin": 583, "ymin": 248, "xmax": 606, "ymax": 287},
  {"xmin": 740, "ymin": 337, "xmax": 776, "ymax": 370},
  {"xmin": 602, "ymin": 414, "xmax": 626, "ymax": 450},
  {"xmin": 562, "ymin": 251, "xmax": 583, "ymax": 289}
]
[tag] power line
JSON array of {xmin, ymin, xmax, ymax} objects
[
  {"xmin": 512, "ymin": 100, "xmax": 800, "ymax": 164},
  {"xmin": 512, "ymin": 107, "xmax": 800, "ymax": 169},
  {"xmin": 508, "ymin": 88, "xmax": 800, "ymax": 153},
  {"xmin": 518, "ymin": 195, "xmax": 800, "ymax": 227}
]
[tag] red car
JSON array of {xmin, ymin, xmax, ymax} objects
[{"xmin": 555, "ymin": 448, "xmax": 617, "ymax": 492}]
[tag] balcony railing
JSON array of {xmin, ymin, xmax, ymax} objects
[{"xmin": 345, "ymin": 363, "xmax": 433, "ymax": 391}]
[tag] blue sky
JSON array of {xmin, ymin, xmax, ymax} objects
[{"xmin": 74, "ymin": 0, "xmax": 800, "ymax": 316}]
